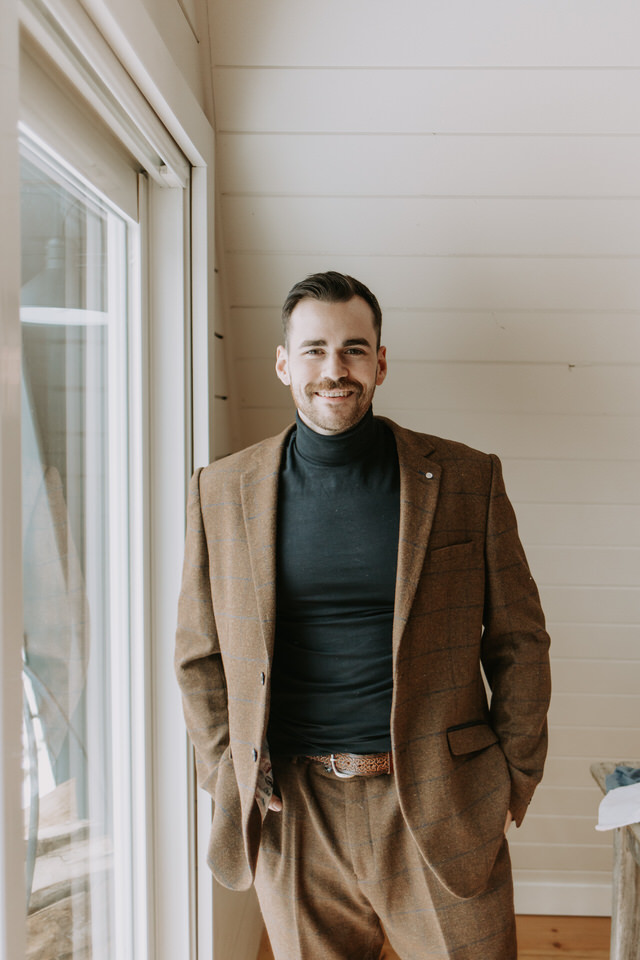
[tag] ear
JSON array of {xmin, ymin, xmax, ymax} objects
[
  {"xmin": 275, "ymin": 345, "xmax": 290, "ymax": 385},
  {"xmin": 375, "ymin": 346, "xmax": 387, "ymax": 386}
]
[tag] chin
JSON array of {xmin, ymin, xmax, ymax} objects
[{"xmin": 312, "ymin": 410, "xmax": 364, "ymax": 434}]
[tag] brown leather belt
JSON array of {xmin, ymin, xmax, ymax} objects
[{"xmin": 303, "ymin": 751, "xmax": 393, "ymax": 779}]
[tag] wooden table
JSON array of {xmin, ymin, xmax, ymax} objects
[{"xmin": 591, "ymin": 761, "xmax": 640, "ymax": 960}]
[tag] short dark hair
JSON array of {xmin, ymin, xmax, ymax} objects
[{"xmin": 281, "ymin": 271, "xmax": 382, "ymax": 347}]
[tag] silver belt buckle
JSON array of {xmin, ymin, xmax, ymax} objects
[{"xmin": 330, "ymin": 754, "xmax": 356, "ymax": 779}]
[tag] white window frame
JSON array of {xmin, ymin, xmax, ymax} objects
[
  {"xmin": 0, "ymin": 1, "xmax": 26, "ymax": 958},
  {"xmin": 1, "ymin": 0, "xmax": 216, "ymax": 954},
  {"xmin": 21, "ymin": 136, "xmax": 144, "ymax": 956}
]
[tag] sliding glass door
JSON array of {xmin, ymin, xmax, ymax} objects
[
  {"xmin": 9, "ymin": 0, "xmax": 210, "ymax": 953},
  {"xmin": 20, "ymin": 132, "xmax": 139, "ymax": 960}
]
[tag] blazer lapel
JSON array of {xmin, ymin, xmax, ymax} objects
[
  {"xmin": 238, "ymin": 418, "xmax": 438, "ymax": 662},
  {"xmin": 386, "ymin": 421, "xmax": 441, "ymax": 652},
  {"xmin": 240, "ymin": 427, "xmax": 291, "ymax": 664}
]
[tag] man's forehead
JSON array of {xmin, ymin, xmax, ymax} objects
[{"xmin": 288, "ymin": 296, "xmax": 377, "ymax": 342}]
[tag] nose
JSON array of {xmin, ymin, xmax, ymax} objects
[{"xmin": 322, "ymin": 350, "xmax": 349, "ymax": 381}]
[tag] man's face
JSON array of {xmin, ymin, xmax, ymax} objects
[{"xmin": 275, "ymin": 296, "xmax": 387, "ymax": 435}]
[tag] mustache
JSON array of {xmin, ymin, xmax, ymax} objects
[{"xmin": 308, "ymin": 378, "xmax": 362, "ymax": 394}]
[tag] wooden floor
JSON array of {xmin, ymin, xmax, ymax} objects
[{"xmin": 257, "ymin": 916, "xmax": 611, "ymax": 959}]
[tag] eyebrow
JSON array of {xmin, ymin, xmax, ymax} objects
[{"xmin": 298, "ymin": 337, "xmax": 373, "ymax": 348}]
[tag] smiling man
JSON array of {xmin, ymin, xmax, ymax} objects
[
  {"xmin": 275, "ymin": 292, "xmax": 387, "ymax": 435},
  {"xmin": 175, "ymin": 271, "xmax": 551, "ymax": 960}
]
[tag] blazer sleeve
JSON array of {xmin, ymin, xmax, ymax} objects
[
  {"xmin": 481, "ymin": 454, "xmax": 551, "ymax": 826},
  {"xmin": 175, "ymin": 468, "xmax": 230, "ymax": 798}
]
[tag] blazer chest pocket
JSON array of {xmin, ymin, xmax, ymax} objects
[{"xmin": 447, "ymin": 721, "xmax": 499, "ymax": 756}]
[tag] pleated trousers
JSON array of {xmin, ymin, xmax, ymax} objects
[{"xmin": 254, "ymin": 757, "xmax": 517, "ymax": 960}]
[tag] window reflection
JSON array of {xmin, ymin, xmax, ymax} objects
[{"xmin": 20, "ymin": 136, "xmax": 133, "ymax": 960}]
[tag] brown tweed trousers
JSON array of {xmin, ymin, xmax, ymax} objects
[
  {"xmin": 175, "ymin": 417, "xmax": 551, "ymax": 903},
  {"xmin": 254, "ymin": 757, "xmax": 517, "ymax": 959}
]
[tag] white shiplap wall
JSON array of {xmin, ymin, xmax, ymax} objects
[{"xmin": 209, "ymin": 0, "xmax": 640, "ymax": 916}]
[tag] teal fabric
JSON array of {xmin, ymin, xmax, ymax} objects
[{"xmin": 605, "ymin": 765, "xmax": 640, "ymax": 792}]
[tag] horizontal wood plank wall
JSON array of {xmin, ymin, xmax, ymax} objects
[{"xmin": 210, "ymin": 0, "xmax": 640, "ymax": 915}]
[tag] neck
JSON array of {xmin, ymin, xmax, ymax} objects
[{"xmin": 294, "ymin": 407, "xmax": 376, "ymax": 465}]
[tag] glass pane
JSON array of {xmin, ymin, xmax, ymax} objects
[{"xmin": 20, "ymin": 134, "xmax": 136, "ymax": 960}]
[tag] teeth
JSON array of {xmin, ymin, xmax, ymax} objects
[{"xmin": 317, "ymin": 391, "xmax": 351, "ymax": 397}]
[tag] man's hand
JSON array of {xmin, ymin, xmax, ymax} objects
[
  {"xmin": 504, "ymin": 810, "xmax": 513, "ymax": 834},
  {"xmin": 269, "ymin": 795, "xmax": 283, "ymax": 812}
]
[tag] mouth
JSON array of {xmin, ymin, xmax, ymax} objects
[
  {"xmin": 310, "ymin": 380, "xmax": 360, "ymax": 402},
  {"xmin": 315, "ymin": 390, "xmax": 354, "ymax": 399}
]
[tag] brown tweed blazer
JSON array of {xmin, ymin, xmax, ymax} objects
[{"xmin": 175, "ymin": 417, "xmax": 551, "ymax": 900}]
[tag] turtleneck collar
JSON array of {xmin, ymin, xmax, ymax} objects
[{"xmin": 293, "ymin": 406, "xmax": 378, "ymax": 465}]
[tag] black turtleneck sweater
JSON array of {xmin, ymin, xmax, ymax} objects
[{"xmin": 267, "ymin": 408, "xmax": 400, "ymax": 756}]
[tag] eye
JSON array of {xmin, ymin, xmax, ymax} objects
[{"xmin": 345, "ymin": 348, "xmax": 366, "ymax": 355}]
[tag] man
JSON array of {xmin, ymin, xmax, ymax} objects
[{"xmin": 175, "ymin": 272, "xmax": 551, "ymax": 960}]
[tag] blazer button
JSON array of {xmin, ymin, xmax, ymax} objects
[
  {"xmin": 260, "ymin": 672, "xmax": 266, "ymax": 685},
  {"xmin": 252, "ymin": 748, "xmax": 258, "ymax": 762}
]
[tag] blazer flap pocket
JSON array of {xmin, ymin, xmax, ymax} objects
[
  {"xmin": 427, "ymin": 541, "xmax": 475, "ymax": 569},
  {"xmin": 447, "ymin": 722, "xmax": 499, "ymax": 756}
]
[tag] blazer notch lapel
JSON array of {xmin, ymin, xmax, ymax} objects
[
  {"xmin": 392, "ymin": 438, "xmax": 441, "ymax": 649},
  {"xmin": 240, "ymin": 439, "xmax": 285, "ymax": 662}
]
